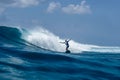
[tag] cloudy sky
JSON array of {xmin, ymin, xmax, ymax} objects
[{"xmin": 0, "ymin": 0, "xmax": 120, "ymax": 46}]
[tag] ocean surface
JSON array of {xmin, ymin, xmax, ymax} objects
[{"xmin": 0, "ymin": 26, "xmax": 120, "ymax": 80}]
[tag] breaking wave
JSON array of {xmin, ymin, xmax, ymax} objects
[{"xmin": 0, "ymin": 26, "xmax": 120, "ymax": 53}]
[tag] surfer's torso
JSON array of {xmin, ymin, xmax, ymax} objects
[{"xmin": 65, "ymin": 41, "xmax": 69, "ymax": 47}]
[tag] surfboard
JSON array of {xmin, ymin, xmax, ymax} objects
[{"xmin": 65, "ymin": 50, "xmax": 71, "ymax": 53}]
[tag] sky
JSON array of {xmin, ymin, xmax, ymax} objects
[{"xmin": 0, "ymin": 0, "xmax": 120, "ymax": 46}]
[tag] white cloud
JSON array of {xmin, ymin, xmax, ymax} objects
[
  {"xmin": 0, "ymin": 0, "xmax": 40, "ymax": 8},
  {"xmin": 47, "ymin": 2, "xmax": 61, "ymax": 13},
  {"xmin": 11, "ymin": 0, "xmax": 39, "ymax": 8},
  {"xmin": 62, "ymin": 0, "xmax": 91, "ymax": 14},
  {"xmin": 0, "ymin": 0, "xmax": 43, "ymax": 14}
]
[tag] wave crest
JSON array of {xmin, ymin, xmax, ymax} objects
[{"xmin": 0, "ymin": 26, "xmax": 120, "ymax": 53}]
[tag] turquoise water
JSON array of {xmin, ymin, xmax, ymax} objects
[{"xmin": 0, "ymin": 26, "xmax": 120, "ymax": 80}]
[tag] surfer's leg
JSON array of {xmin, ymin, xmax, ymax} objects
[{"xmin": 66, "ymin": 46, "xmax": 69, "ymax": 51}]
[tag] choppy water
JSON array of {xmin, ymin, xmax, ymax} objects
[{"xmin": 0, "ymin": 26, "xmax": 120, "ymax": 80}]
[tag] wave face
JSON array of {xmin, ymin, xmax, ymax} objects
[{"xmin": 0, "ymin": 26, "xmax": 120, "ymax": 80}]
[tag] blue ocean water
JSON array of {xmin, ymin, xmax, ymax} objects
[{"xmin": 0, "ymin": 26, "xmax": 120, "ymax": 80}]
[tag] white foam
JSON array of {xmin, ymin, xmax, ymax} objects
[{"xmin": 24, "ymin": 27, "xmax": 120, "ymax": 53}]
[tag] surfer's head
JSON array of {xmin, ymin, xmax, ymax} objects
[{"xmin": 65, "ymin": 39, "xmax": 67, "ymax": 42}]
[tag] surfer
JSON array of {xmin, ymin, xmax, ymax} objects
[{"xmin": 60, "ymin": 39, "xmax": 71, "ymax": 51}]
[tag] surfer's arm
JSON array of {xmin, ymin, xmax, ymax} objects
[
  {"xmin": 68, "ymin": 39, "xmax": 71, "ymax": 42},
  {"xmin": 59, "ymin": 42, "xmax": 65, "ymax": 44}
]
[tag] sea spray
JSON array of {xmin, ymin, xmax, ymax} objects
[{"xmin": 24, "ymin": 27, "xmax": 120, "ymax": 53}]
